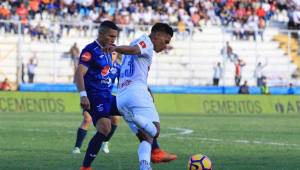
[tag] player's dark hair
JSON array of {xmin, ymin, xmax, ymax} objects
[
  {"xmin": 151, "ymin": 23, "xmax": 173, "ymax": 37},
  {"xmin": 98, "ymin": 20, "xmax": 119, "ymax": 34}
]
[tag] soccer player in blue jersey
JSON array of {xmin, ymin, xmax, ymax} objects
[
  {"xmin": 72, "ymin": 52, "xmax": 121, "ymax": 154},
  {"xmin": 73, "ymin": 52, "xmax": 176, "ymax": 165},
  {"xmin": 104, "ymin": 23, "xmax": 176, "ymax": 170},
  {"xmin": 74, "ymin": 20, "xmax": 119, "ymax": 170}
]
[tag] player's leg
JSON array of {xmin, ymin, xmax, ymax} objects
[
  {"xmin": 81, "ymin": 95, "xmax": 112, "ymax": 169},
  {"xmin": 100, "ymin": 96, "xmax": 120, "ymax": 153},
  {"xmin": 132, "ymin": 107, "xmax": 160, "ymax": 170},
  {"xmin": 81, "ymin": 117, "xmax": 111, "ymax": 169},
  {"xmin": 100, "ymin": 115, "xmax": 120, "ymax": 153},
  {"xmin": 73, "ymin": 110, "xmax": 92, "ymax": 154},
  {"xmin": 150, "ymin": 122, "xmax": 177, "ymax": 164},
  {"xmin": 136, "ymin": 130, "xmax": 154, "ymax": 170},
  {"xmin": 117, "ymin": 99, "xmax": 156, "ymax": 169},
  {"xmin": 135, "ymin": 121, "xmax": 176, "ymax": 164}
]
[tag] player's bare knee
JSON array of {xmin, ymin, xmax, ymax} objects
[
  {"xmin": 96, "ymin": 118, "xmax": 111, "ymax": 136},
  {"xmin": 111, "ymin": 116, "xmax": 120, "ymax": 125},
  {"xmin": 137, "ymin": 131, "xmax": 153, "ymax": 144}
]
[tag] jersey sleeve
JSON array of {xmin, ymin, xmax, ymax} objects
[
  {"xmin": 79, "ymin": 48, "xmax": 93, "ymax": 67},
  {"xmin": 136, "ymin": 38, "xmax": 153, "ymax": 58}
]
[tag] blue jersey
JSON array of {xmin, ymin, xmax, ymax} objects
[
  {"xmin": 79, "ymin": 40, "xmax": 121, "ymax": 125},
  {"xmin": 79, "ymin": 40, "xmax": 113, "ymax": 95}
]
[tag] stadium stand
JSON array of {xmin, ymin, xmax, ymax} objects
[
  {"xmin": 0, "ymin": 0, "xmax": 299, "ymax": 87},
  {"xmin": 0, "ymin": 24, "xmax": 298, "ymax": 86}
]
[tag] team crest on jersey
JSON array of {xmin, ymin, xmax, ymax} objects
[
  {"xmin": 81, "ymin": 52, "xmax": 91, "ymax": 62},
  {"xmin": 101, "ymin": 65, "xmax": 110, "ymax": 76},
  {"xmin": 139, "ymin": 41, "xmax": 147, "ymax": 48}
]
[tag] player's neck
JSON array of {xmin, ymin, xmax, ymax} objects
[{"xmin": 95, "ymin": 38, "xmax": 104, "ymax": 48}]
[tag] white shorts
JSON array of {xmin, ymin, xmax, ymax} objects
[{"xmin": 117, "ymin": 85, "xmax": 160, "ymax": 134}]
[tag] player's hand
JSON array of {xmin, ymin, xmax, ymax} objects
[{"xmin": 80, "ymin": 96, "xmax": 90, "ymax": 110}]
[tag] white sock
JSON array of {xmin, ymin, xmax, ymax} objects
[
  {"xmin": 138, "ymin": 141, "xmax": 151, "ymax": 164},
  {"xmin": 133, "ymin": 115, "xmax": 157, "ymax": 137}
]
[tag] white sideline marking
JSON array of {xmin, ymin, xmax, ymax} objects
[
  {"xmin": 176, "ymin": 136, "xmax": 300, "ymax": 148},
  {"xmin": 160, "ymin": 127, "xmax": 194, "ymax": 137}
]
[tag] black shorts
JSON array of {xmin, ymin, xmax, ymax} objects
[{"xmin": 83, "ymin": 95, "xmax": 121, "ymax": 126}]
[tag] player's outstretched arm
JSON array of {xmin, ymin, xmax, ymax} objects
[
  {"xmin": 74, "ymin": 64, "xmax": 90, "ymax": 110},
  {"xmin": 104, "ymin": 45, "xmax": 141, "ymax": 55}
]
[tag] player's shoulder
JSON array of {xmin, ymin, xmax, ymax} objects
[
  {"xmin": 82, "ymin": 41, "xmax": 98, "ymax": 52},
  {"xmin": 138, "ymin": 34, "xmax": 151, "ymax": 43},
  {"xmin": 135, "ymin": 34, "xmax": 153, "ymax": 50},
  {"xmin": 131, "ymin": 34, "xmax": 148, "ymax": 44},
  {"xmin": 79, "ymin": 41, "xmax": 99, "ymax": 63}
]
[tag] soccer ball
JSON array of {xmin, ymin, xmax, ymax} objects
[{"xmin": 187, "ymin": 154, "xmax": 212, "ymax": 170}]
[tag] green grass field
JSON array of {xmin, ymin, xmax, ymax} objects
[{"xmin": 1, "ymin": 111, "xmax": 300, "ymax": 170}]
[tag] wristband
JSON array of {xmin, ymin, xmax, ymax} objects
[{"xmin": 80, "ymin": 91, "xmax": 87, "ymax": 97}]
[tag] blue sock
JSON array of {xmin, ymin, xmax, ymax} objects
[
  {"xmin": 75, "ymin": 128, "xmax": 87, "ymax": 148},
  {"xmin": 82, "ymin": 132, "xmax": 105, "ymax": 167},
  {"xmin": 104, "ymin": 124, "xmax": 117, "ymax": 142},
  {"xmin": 152, "ymin": 137, "xmax": 160, "ymax": 150}
]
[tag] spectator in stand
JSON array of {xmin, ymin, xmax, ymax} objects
[
  {"xmin": 177, "ymin": 18, "xmax": 187, "ymax": 40},
  {"xmin": 16, "ymin": 3, "xmax": 29, "ymax": 34},
  {"xmin": 234, "ymin": 58, "xmax": 246, "ymax": 86},
  {"xmin": 21, "ymin": 62, "xmax": 25, "ymax": 83},
  {"xmin": 261, "ymin": 78, "xmax": 270, "ymax": 95},
  {"xmin": 69, "ymin": 42, "xmax": 80, "ymax": 70},
  {"xmin": 27, "ymin": 54, "xmax": 38, "ymax": 83},
  {"xmin": 287, "ymin": 83, "xmax": 295, "ymax": 95},
  {"xmin": 258, "ymin": 17, "xmax": 266, "ymax": 41},
  {"xmin": 0, "ymin": 0, "xmax": 286, "ymax": 42},
  {"xmin": 232, "ymin": 19, "xmax": 244, "ymax": 40},
  {"xmin": 246, "ymin": 12, "xmax": 259, "ymax": 41},
  {"xmin": 0, "ymin": 3, "xmax": 10, "ymax": 33},
  {"xmin": 28, "ymin": 0, "xmax": 40, "ymax": 20},
  {"xmin": 221, "ymin": 41, "xmax": 233, "ymax": 61},
  {"xmin": 0, "ymin": 78, "xmax": 11, "ymax": 91},
  {"xmin": 238, "ymin": 80, "xmax": 249, "ymax": 94},
  {"xmin": 212, "ymin": 62, "xmax": 223, "ymax": 86},
  {"xmin": 254, "ymin": 61, "xmax": 268, "ymax": 87}
]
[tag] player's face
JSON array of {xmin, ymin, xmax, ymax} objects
[
  {"xmin": 153, "ymin": 32, "xmax": 172, "ymax": 53},
  {"xmin": 100, "ymin": 29, "xmax": 118, "ymax": 46}
]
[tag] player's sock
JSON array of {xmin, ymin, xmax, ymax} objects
[
  {"xmin": 138, "ymin": 141, "xmax": 151, "ymax": 166},
  {"xmin": 139, "ymin": 160, "xmax": 152, "ymax": 170},
  {"xmin": 75, "ymin": 128, "xmax": 87, "ymax": 148},
  {"xmin": 133, "ymin": 115, "xmax": 157, "ymax": 138},
  {"xmin": 82, "ymin": 132, "xmax": 105, "ymax": 167},
  {"xmin": 104, "ymin": 124, "xmax": 117, "ymax": 142},
  {"xmin": 151, "ymin": 137, "xmax": 160, "ymax": 150}
]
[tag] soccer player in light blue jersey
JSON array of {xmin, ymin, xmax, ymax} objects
[{"xmin": 104, "ymin": 23, "xmax": 177, "ymax": 170}]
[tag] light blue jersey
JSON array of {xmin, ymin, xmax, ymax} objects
[{"xmin": 118, "ymin": 34, "xmax": 154, "ymax": 92}]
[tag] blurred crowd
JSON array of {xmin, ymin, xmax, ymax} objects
[{"xmin": 0, "ymin": 0, "xmax": 299, "ymax": 41}]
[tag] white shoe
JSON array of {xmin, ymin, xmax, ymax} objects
[
  {"xmin": 71, "ymin": 147, "xmax": 81, "ymax": 154},
  {"xmin": 100, "ymin": 142, "xmax": 109, "ymax": 153}
]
